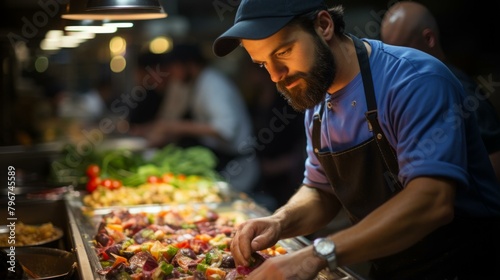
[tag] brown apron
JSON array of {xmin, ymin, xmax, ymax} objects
[{"xmin": 312, "ymin": 35, "xmax": 500, "ymax": 279}]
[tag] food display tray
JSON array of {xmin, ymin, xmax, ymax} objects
[{"xmin": 64, "ymin": 191, "xmax": 361, "ymax": 280}]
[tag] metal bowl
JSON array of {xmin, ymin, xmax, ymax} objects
[{"xmin": 6, "ymin": 247, "xmax": 76, "ymax": 279}]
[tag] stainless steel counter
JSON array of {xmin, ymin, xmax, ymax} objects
[{"xmin": 63, "ymin": 192, "xmax": 362, "ymax": 280}]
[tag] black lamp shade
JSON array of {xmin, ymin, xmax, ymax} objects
[
  {"xmin": 61, "ymin": 0, "xmax": 167, "ymax": 20},
  {"xmin": 86, "ymin": 0, "xmax": 163, "ymax": 11}
]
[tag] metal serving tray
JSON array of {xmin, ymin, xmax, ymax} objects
[{"xmin": 64, "ymin": 191, "xmax": 360, "ymax": 280}]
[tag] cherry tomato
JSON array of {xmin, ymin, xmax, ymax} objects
[
  {"xmin": 86, "ymin": 177, "xmax": 101, "ymax": 193},
  {"xmin": 102, "ymin": 179, "xmax": 113, "ymax": 189},
  {"xmin": 111, "ymin": 179, "xmax": 122, "ymax": 190},
  {"xmin": 86, "ymin": 164, "xmax": 100, "ymax": 178},
  {"xmin": 147, "ymin": 175, "xmax": 161, "ymax": 184}
]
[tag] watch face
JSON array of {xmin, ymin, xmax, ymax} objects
[{"xmin": 316, "ymin": 239, "xmax": 335, "ymax": 255}]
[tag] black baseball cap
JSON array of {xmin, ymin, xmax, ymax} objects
[{"xmin": 213, "ymin": 0, "xmax": 327, "ymax": 57}]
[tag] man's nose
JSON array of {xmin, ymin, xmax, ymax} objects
[{"xmin": 266, "ymin": 61, "xmax": 288, "ymax": 83}]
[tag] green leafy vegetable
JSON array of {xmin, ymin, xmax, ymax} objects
[{"xmin": 50, "ymin": 143, "xmax": 222, "ymax": 187}]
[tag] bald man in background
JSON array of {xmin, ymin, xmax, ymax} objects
[{"xmin": 381, "ymin": 1, "xmax": 500, "ymax": 183}]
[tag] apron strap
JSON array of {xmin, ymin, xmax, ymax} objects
[
  {"xmin": 350, "ymin": 34, "xmax": 402, "ymax": 191},
  {"xmin": 351, "ymin": 34, "xmax": 377, "ymax": 113}
]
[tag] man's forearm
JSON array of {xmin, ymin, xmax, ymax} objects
[{"xmin": 330, "ymin": 177, "xmax": 456, "ymax": 267}]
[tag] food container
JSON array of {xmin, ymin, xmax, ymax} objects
[
  {"xmin": 64, "ymin": 192, "xmax": 360, "ymax": 280},
  {"xmin": 0, "ymin": 224, "xmax": 64, "ymax": 248},
  {"xmin": 2, "ymin": 247, "xmax": 76, "ymax": 280},
  {"xmin": 0, "ymin": 198, "xmax": 72, "ymax": 251}
]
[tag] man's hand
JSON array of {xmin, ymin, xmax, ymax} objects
[
  {"xmin": 244, "ymin": 246, "xmax": 325, "ymax": 280},
  {"xmin": 231, "ymin": 217, "xmax": 282, "ymax": 267}
]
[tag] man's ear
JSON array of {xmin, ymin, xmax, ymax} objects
[
  {"xmin": 422, "ymin": 28, "xmax": 436, "ymax": 48},
  {"xmin": 316, "ymin": 10, "xmax": 334, "ymax": 41}
]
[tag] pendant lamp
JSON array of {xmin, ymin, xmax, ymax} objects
[
  {"xmin": 86, "ymin": 0, "xmax": 162, "ymax": 10},
  {"xmin": 61, "ymin": 0, "xmax": 167, "ymax": 20}
]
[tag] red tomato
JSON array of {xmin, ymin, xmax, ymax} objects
[
  {"xmin": 86, "ymin": 177, "xmax": 101, "ymax": 193},
  {"xmin": 102, "ymin": 179, "xmax": 113, "ymax": 189},
  {"xmin": 86, "ymin": 164, "xmax": 100, "ymax": 178},
  {"xmin": 174, "ymin": 240, "xmax": 190, "ymax": 248},
  {"xmin": 111, "ymin": 179, "xmax": 122, "ymax": 190},
  {"xmin": 147, "ymin": 176, "xmax": 161, "ymax": 184}
]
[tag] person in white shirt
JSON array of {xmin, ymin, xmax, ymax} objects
[{"xmin": 135, "ymin": 43, "xmax": 262, "ymax": 199}]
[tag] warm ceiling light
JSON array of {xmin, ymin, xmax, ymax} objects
[
  {"xmin": 61, "ymin": 0, "xmax": 167, "ymax": 20},
  {"xmin": 65, "ymin": 25, "xmax": 117, "ymax": 34},
  {"xmin": 64, "ymin": 20, "xmax": 118, "ymax": 33},
  {"xmin": 103, "ymin": 22, "xmax": 134, "ymax": 28}
]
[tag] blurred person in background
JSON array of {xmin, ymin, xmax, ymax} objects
[
  {"xmin": 93, "ymin": 77, "xmax": 116, "ymax": 115},
  {"xmin": 381, "ymin": 1, "xmax": 500, "ymax": 183},
  {"xmin": 127, "ymin": 51, "xmax": 168, "ymax": 125},
  {"xmin": 131, "ymin": 43, "xmax": 266, "ymax": 206},
  {"xmin": 58, "ymin": 83, "xmax": 107, "ymax": 125}
]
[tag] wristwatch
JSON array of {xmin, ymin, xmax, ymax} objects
[{"xmin": 313, "ymin": 237, "xmax": 337, "ymax": 271}]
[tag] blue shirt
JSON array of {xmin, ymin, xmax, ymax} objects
[{"xmin": 303, "ymin": 39, "xmax": 500, "ymax": 217}]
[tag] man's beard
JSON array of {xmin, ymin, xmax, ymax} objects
[{"xmin": 276, "ymin": 34, "xmax": 336, "ymax": 112}]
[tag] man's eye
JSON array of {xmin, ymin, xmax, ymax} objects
[
  {"xmin": 258, "ymin": 63, "xmax": 266, "ymax": 68},
  {"xmin": 276, "ymin": 49, "xmax": 290, "ymax": 57}
]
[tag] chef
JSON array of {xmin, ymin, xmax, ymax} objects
[{"xmin": 212, "ymin": 0, "xmax": 500, "ymax": 279}]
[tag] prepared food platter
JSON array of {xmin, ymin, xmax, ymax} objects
[
  {"xmin": 54, "ymin": 143, "xmax": 247, "ymax": 216},
  {"xmin": 64, "ymin": 196, "xmax": 356, "ymax": 280},
  {"xmin": 81, "ymin": 179, "xmax": 238, "ymax": 209},
  {"xmin": 51, "ymin": 143, "xmax": 243, "ymax": 209},
  {"xmin": 0, "ymin": 222, "xmax": 63, "ymax": 248}
]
